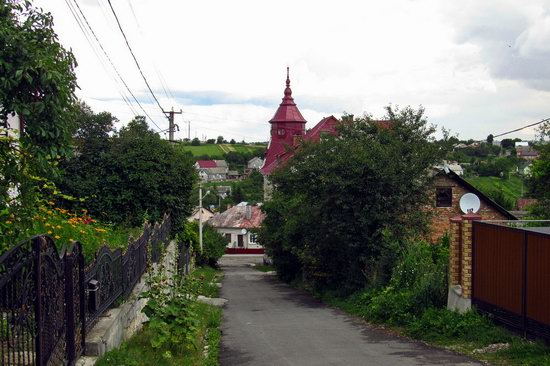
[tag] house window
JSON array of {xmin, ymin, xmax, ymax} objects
[
  {"xmin": 436, "ymin": 187, "xmax": 452, "ymax": 207},
  {"xmin": 225, "ymin": 233, "xmax": 231, "ymax": 243},
  {"xmin": 249, "ymin": 233, "xmax": 258, "ymax": 244},
  {"xmin": 277, "ymin": 128, "xmax": 285, "ymax": 136}
]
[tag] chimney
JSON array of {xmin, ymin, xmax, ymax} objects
[{"xmin": 245, "ymin": 205, "xmax": 252, "ymax": 220}]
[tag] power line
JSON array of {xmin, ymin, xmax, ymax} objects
[
  {"xmin": 491, "ymin": 117, "xmax": 550, "ymax": 139},
  {"xmin": 69, "ymin": 0, "xmax": 163, "ymax": 131},
  {"xmin": 64, "ymin": 0, "xmax": 137, "ymax": 117},
  {"xmin": 106, "ymin": 0, "xmax": 167, "ymax": 118}
]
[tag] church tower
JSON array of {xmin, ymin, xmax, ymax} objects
[{"xmin": 261, "ymin": 67, "xmax": 307, "ymax": 176}]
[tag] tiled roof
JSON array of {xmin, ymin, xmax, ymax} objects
[
  {"xmin": 207, "ymin": 205, "xmax": 265, "ymax": 229},
  {"xmin": 196, "ymin": 160, "xmax": 217, "ymax": 168}
]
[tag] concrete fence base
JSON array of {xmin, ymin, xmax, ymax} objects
[{"xmin": 77, "ymin": 241, "xmax": 178, "ymax": 365}]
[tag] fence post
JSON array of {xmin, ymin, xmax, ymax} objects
[
  {"xmin": 449, "ymin": 216, "xmax": 463, "ymax": 287},
  {"xmin": 460, "ymin": 213, "xmax": 481, "ymax": 299},
  {"xmin": 64, "ymin": 252, "xmax": 77, "ymax": 365},
  {"xmin": 522, "ymin": 230, "xmax": 528, "ymax": 337},
  {"xmin": 33, "ymin": 237, "xmax": 43, "ymax": 366}
]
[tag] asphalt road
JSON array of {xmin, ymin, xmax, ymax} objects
[{"xmin": 219, "ymin": 255, "xmax": 481, "ymax": 366}]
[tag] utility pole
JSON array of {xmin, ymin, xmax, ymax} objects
[
  {"xmin": 199, "ymin": 183, "xmax": 210, "ymax": 253},
  {"xmin": 163, "ymin": 107, "xmax": 182, "ymax": 141}
]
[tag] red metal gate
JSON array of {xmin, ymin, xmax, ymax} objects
[{"xmin": 473, "ymin": 221, "xmax": 550, "ymax": 341}]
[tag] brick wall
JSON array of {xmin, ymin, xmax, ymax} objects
[{"xmin": 426, "ymin": 174, "xmax": 508, "ymax": 242}]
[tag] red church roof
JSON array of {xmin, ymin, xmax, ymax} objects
[{"xmin": 269, "ymin": 68, "xmax": 307, "ymax": 124}]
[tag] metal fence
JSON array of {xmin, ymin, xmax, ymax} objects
[
  {"xmin": 472, "ymin": 220, "xmax": 550, "ymax": 342},
  {"xmin": 0, "ymin": 214, "xmax": 172, "ymax": 365}
]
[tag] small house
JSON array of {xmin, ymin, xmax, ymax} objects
[
  {"xmin": 207, "ymin": 203, "xmax": 265, "ymax": 254},
  {"xmin": 195, "ymin": 160, "xmax": 229, "ymax": 182}
]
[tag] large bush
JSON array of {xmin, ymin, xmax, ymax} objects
[
  {"xmin": 259, "ymin": 106, "xmax": 444, "ymax": 293},
  {"xmin": 61, "ymin": 114, "xmax": 196, "ymax": 231},
  {"xmin": 180, "ymin": 221, "xmax": 226, "ymax": 267}
]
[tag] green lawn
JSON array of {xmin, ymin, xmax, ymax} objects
[
  {"xmin": 179, "ymin": 144, "xmax": 266, "ymax": 158},
  {"xmin": 466, "ymin": 175, "xmax": 525, "ymax": 210}
]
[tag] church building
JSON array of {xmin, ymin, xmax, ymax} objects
[{"xmin": 260, "ymin": 68, "xmax": 340, "ymax": 198}]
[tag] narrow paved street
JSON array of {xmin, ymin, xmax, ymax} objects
[{"xmin": 219, "ymin": 255, "xmax": 481, "ymax": 366}]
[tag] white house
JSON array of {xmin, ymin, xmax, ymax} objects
[
  {"xmin": 188, "ymin": 206, "xmax": 215, "ymax": 222},
  {"xmin": 206, "ymin": 203, "xmax": 265, "ymax": 254}
]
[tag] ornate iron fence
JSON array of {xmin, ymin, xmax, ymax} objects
[{"xmin": 0, "ymin": 214, "xmax": 172, "ymax": 365}]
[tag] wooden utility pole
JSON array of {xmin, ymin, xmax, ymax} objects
[{"xmin": 163, "ymin": 108, "xmax": 182, "ymax": 141}]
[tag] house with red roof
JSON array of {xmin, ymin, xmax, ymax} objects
[{"xmin": 194, "ymin": 159, "xmax": 229, "ymax": 182}]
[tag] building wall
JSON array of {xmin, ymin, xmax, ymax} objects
[
  {"xmin": 427, "ymin": 175, "xmax": 508, "ymax": 242},
  {"xmin": 213, "ymin": 227, "xmax": 262, "ymax": 249}
]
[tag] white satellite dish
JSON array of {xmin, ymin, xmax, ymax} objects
[
  {"xmin": 241, "ymin": 228, "xmax": 248, "ymax": 235},
  {"xmin": 459, "ymin": 193, "xmax": 481, "ymax": 214}
]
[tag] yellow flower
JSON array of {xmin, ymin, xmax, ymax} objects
[
  {"xmin": 47, "ymin": 210, "xmax": 53, "ymax": 215},
  {"xmin": 56, "ymin": 225, "xmax": 62, "ymax": 229},
  {"xmin": 69, "ymin": 238, "xmax": 74, "ymax": 242},
  {"xmin": 47, "ymin": 230, "xmax": 53, "ymax": 234},
  {"xmin": 54, "ymin": 235, "xmax": 60, "ymax": 239},
  {"xmin": 45, "ymin": 223, "xmax": 51, "ymax": 227},
  {"xmin": 79, "ymin": 230, "xmax": 85, "ymax": 234},
  {"xmin": 5, "ymin": 220, "xmax": 11, "ymax": 225}
]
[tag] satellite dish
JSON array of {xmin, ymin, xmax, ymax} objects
[
  {"xmin": 459, "ymin": 193, "xmax": 480, "ymax": 214},
  {"xmin": 241, "ymin": 228, "xmax": 248, "ymax": 235}
]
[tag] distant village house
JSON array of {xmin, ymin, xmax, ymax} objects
[
  {"xmin": 195, "ymin": 160, "xmax": 229, "ymax": 182},
  {"xmin": 207, "ymin": 203, "xmax": 265, "ymax": 254}
]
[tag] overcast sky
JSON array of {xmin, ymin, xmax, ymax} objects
[{"xmin": 35, "ymin": 0, "xmax": 550, "ymax": 142}]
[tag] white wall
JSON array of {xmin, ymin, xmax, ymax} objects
[{"xmin": 213, "ymin": 227, "xmax": 262, "ymax": 249}]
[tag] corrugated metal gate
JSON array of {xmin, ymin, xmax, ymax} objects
[{"xmin": 472, "ymin": 221, "xmax": 550, "ymax": 341}]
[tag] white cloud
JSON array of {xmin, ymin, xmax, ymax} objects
[{"xmin": 35, "ymin": 0, "xmax": 550, "ymax": 141}]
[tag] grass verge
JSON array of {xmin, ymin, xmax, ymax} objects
[
  {"xmin": 191, "ymin": 266, "xmax": 224, "ymax": 298},
  {"xmin": 322, "ymin": 293, "xmax": 550, "ymax": 365}
]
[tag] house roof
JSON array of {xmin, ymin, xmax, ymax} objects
[
  {"xmin": 269, "ymin": 67, "xmax": 307, "ymax": 124},
  {"xmin": 207, "ymin": 205, "xmax": 265, "ymax": 229},
  {"xmin": 304, "ymin": 116, "xmax": 340, "ymax": 142},
  {"xmin": 196, "ymin": 160, "xmax": 217, "ymax": 168},
  {"xmin": 440, "ymin": 167, "xmax": 518, "ymax": 220}
]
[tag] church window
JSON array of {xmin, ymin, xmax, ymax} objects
[{"xmin": 277, "ymin": 128, "xmax": 285, "ymax": 136}]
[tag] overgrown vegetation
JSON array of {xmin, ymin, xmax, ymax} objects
[
  {"xmin": 321, "ymin": 237, "xmax": 550, "ymax": 365},
  {"xmin": 259, "ymin": 106, "xmax": 444, "ymax": 293},
  {"xmin": 1, "ymin": 0, "xmax": 77, "ymax": 244},
  {"xmin": 96, "ymin": 265, "xmax": 223, "ymax": 366}
]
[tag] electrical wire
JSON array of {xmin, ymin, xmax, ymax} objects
[
  {"xmin": 491, "ymin": 117, "xmax": 550, "ymax": 139},
  {"xmin": 64, "ymin": 0, "xmax": 139, "ymax": 117},
  {"xmin": 106, "ymin": 0, "xmax": 167, "ymax": 118},
  {"xmin": 69, "ymin": 0, "xmax": 163, "ymax": 131}
]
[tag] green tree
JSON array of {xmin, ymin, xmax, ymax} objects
[
  {"xmin": 527, "ymin": 123, "xmax": 550, "ymax": 218},
  {"xmin": 487, "ymin": 134, "xmax": 494, "ymax": 144},
  {"xmin": 216, "ymin": 135, "xmax": 224, "ymax": 144},
  {"xmin": 189, "ymin": 222, "xmax": 226, "ymax": 266},
  {"xmin": 259, "ymin": 106, "xmax": 444, "ymax": 293},
  {"xmin": 229, "ymin": 138, "xmax": 236, "ymax": 144},
  {"xmin": 1, "ymin": 0, "xmax": 77, "ymax": 244},
  {"xmin": 191, "ymin": 137, "xmax": 200, "ymax": 146},
  {"xmin": 61, "ymin": 115, "xmax": 197, "ymax": 231}
]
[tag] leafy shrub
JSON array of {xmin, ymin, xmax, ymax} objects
[
  {"xmin": 343, "ymin": 237, "xmax": 449, "ymax": 326},
  {"xmin": 179, "ymin": 221, "xmax": 226, "ymax": 267},
  {"xmin": 406, "ymin": 308, "xmax": 512, "ymax": 345},
  {"xmin": 142, "ymin": 266, "xmax": 201, "ymax": 357}
]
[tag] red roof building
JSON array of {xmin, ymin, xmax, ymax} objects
[
  {"xmin": 196, "ymin": 160, "xmax": 218, "ymax": 168},
  {"xmin": 261, "ymin": 68, "xmax": 340, "ymax": 175}
]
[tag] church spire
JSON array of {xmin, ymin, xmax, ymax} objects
[{"xmin": 284, "ymin": 66, "xmax": 292, "ymax": 99}]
